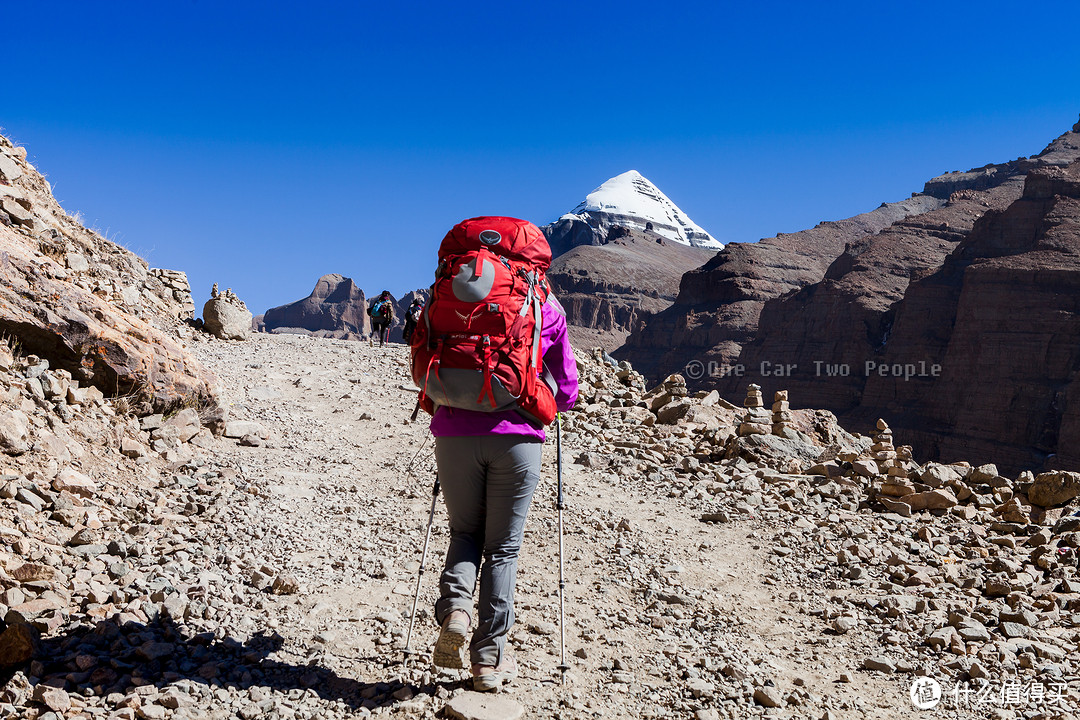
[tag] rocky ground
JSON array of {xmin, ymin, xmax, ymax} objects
[{"xmin": 0, "ymin": 332, "xmax": 1079, "ymax": 719}]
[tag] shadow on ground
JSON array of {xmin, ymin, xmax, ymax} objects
[{"xmin": 4, "ymin": 613, "xmax": 456, "ymax": 712}]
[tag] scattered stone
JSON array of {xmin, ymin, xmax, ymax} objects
[
  {"xmin": 862, "ymin": 656, "xmax": 896, "ymax": 673},
  {"xmin": 753, "ymin": 685, "xmax": 783, "ymax": 708},
  {"xmin": 444, "ymin": 692, "xmax": 525, "ymax": 720},
  {"xmin": 32, "ymin": 685, "xmax": 71, "ymax": 713},
  {"xmin": 0, "ymin": 409, "xmax": 29, "ymax": 455},
  {"xmin": 832, "ymin": 617, "xmax": 857, "ymax": 634},
  {"xmin": 121, "ymin": 437, "xmax": 147, "ymax": 458},
  {"xmin": 224, "ymin": 420, "xmax": 267, "ymax": 439},
  {"xmin": 271, "ymin": 573, "xmax": 300, "ymax": 595},
  {"xmin": 0, "ymin": 623, "xmax": 34, "ymax": 667},
  {"xmin": 53, "ymin": 467, "xmax": 96, "ymax": 496}
]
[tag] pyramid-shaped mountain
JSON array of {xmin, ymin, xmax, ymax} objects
[{"xmin": 543, "ymin": 171, "xmax": 722, "ymax": 351}]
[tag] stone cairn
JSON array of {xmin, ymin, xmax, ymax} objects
[
  {"xmin": 202, "ymin": 284, "xmax": 253, "ymax": 341},
  {"xmin": 737, "ymin": 383, "xmax": 771, "ymax": 436},
  {"xmin": 771, "ymin": 390, "xmax": 792, "ymax": 436},
  {"xmin": 874, "ymin": 419, "xmax": 914, "ymax": 497}
]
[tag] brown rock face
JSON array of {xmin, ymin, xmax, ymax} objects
[
  {"xmin": 723, "ymin": 183, "xmax": 1022, "ymax": 411},
  {"xmin": 0, "ymin": 133, "xmax": 216, "ymax": 413},
  {"xmin": 853, "ymin": 157, "xmax": 1080, "ymax": 473},
  {"xmin": 262, "ymin": 276, "xmax": 426, "ymax": 342},
  {"xmin": 618, "ymin": 194, "xmax": 944, "ymax": 380},
  {"xmin": 0, "ymin": 623, "xmax": 35, "ymax": 667},
  {"xmin": 620, "ymin": 117, "xmax": 1080, "ymax": 474},
  {"xmin": 264, "ymin": 274, "xmax": 370, "ymax": 337}
]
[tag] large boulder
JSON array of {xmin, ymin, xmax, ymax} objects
[
  {"xmin": 1028, "ymin": 471, "xmax": 1080, "ymax": 507},
  {"xmin": 202, "ymin": 288, "xmax": 253, "ymax": 340}
]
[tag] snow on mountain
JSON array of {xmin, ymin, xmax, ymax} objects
[{"xmin": 560, "ymin": 170, "xmax": 723, "ymax": 250}]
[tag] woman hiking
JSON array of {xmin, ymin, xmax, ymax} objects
[{"xmin": 411, "ymin": 217, "xmax": 578, "ymax": 691}]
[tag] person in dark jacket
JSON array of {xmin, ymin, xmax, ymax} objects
[
  {"xmin": 368, "ymin": 291, "xmax": 394, "ymax": 346},
  {"xmin": 402, "ymin": 298, "xmax": 424, "ymax": 344}
]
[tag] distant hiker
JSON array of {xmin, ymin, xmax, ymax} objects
[
  {"xmin": 402, "ymin": 298, "xmax": 424, "ymax": 344},
  {"xmin": 368, "ymin": 290, "xmax": 394, "ymax": 346},
  {"xmin": 411, "ymin": 217, "xmax": 578, "ymax": 691}
]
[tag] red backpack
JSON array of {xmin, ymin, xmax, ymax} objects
[{"xmin": 411, "ymin": 216, "xmax": 557, "ymax": 426}]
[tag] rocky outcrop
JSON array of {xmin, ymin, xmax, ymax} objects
[
  {"xmin": 851, "ymin": 157, "xmax": 1080, "ymax": 473},
  {"xmin": 618, "ymin": 194, "xmax": 943, "ymax": 380},
  {"xmin": 149, "ymin": 268, "xmax": 196, "ymax": 320},
  {"xmin": 263, "ymin": 274, "xmax": 370, "ymax": 340},
  {"xmin": 617, "ymin": 116, "xmax": 1080, "ymax": 474},
  {"xmin": 721, "ymin": 184, "xmax": 1020, "ymax": 409},
  {"xmin": 704, "ymin": 121, "xmax": 1080, "ymax": 474},
  {"xmin": 202, "ymin": 286, "xmax": 253, "ymax": 341},
  {"xmin": 261, "ymin": 275, "xmax": 427, "ymax": 342},
  {"xmin": 0, "ymin": 132, "xmax": 216, "ymax": 413}
]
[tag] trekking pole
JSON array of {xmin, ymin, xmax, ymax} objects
[
  {"xmin": 556, "ymin": 413, "xmax": 570, "ymax": 682},
  {"xmin": 403, "ymin": 474, "xmax": 440, "ymax": 666}
]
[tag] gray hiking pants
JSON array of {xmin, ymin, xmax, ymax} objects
[{"xmin": 434, "ymin": 435, "xmax": 542, "ymax": 667}]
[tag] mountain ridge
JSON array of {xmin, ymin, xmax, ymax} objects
[{"xmin": 621, "ymin": 114, "xmax": 1080, "ymax": 474}]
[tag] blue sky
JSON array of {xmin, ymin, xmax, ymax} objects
[{"xmin": 3, "ymin": 1, "xmax": 1078, "ymax": 315}]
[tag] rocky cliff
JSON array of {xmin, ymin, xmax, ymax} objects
[
  {"xmin": 261, "ymin": 275, "xmax": 425, "ymax": 342},
  {"xmin": 852, "ymin": 158, "xmax": 1080, "ymax": 473},
  {"xmin": 625, "ymin": 116, "xmax": 1080, "ymax": 474},
  {"xmin": 618, "ymin": 194, "xmax": 943, "ymax": 380},
  {"xmin": 0, "ymin": 132, "xmax": 215, "ymax": 412}
]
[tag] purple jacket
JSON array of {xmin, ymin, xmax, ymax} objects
[{"xmin": 429, "ymin": 295, "xmax": 579, "ymax": 441}]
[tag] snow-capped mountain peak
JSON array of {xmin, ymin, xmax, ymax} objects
[{"xmin": 560, "ymin": 170, "xmax": 723, "ymax": 250}]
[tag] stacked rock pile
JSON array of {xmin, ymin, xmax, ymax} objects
[
  {"xmin": 770, "ymin": 390, "xmax": 793, "ymax": 438},
  {"xmin": 736, "ymin": 384, "xmax": 770, "ymax": 436}
]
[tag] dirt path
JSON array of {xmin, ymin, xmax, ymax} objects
[{"xmin": 190, "ymin": 334, "xmax": 924, "ymax": 719}]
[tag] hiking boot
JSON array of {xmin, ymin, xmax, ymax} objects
[
  {"xmin": 432, "ymin": 610, "xmax": 469, "ymax": 669},
  {"xmin": 471, "ymin": 654, "xmax": 517, "ymax": 692}
]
